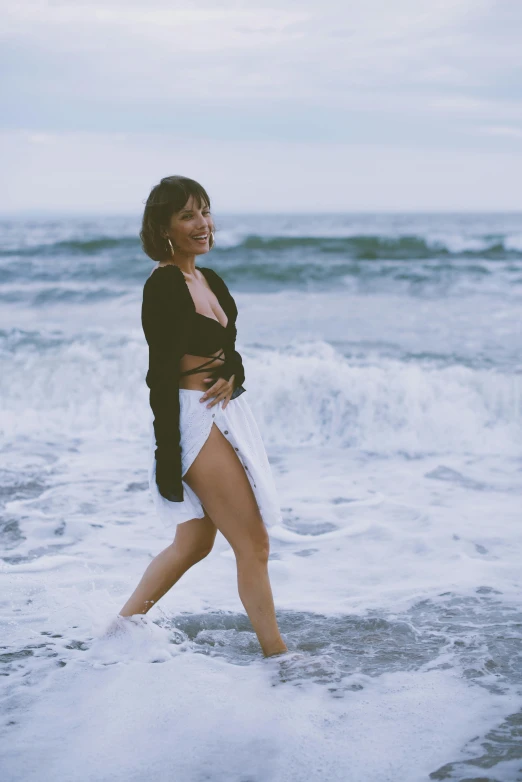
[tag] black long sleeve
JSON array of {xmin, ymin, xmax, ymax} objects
[
  {"xmin": 202, "ymin": 268, "xmax": 246, "ymax": 390},
  {"xmin": 220, "ymin": 320, "xmax": 246, "ymax": 390},
  {"xmin": 141, "ymin": 267, "xmax": 189, "ymax": 502}
]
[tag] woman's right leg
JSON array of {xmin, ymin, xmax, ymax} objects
[
  {"xmin": 118, "ymin": 514, "xmax": 218, "ymax": 616},
  {"xmin": 183, "ymin": 423, "xmax": 288, "ymax": 658}
]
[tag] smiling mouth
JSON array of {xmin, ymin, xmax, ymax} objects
[{"xmin": 192, "ymin": 234, "xmax": 208, "ymax": 241}]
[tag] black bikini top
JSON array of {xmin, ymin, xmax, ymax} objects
[{"xmin": 178, "ymin": 312, "xmax": 228, "ymax": 378}]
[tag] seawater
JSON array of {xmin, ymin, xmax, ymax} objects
[{"xmin": 1, "ymin": 212, "xmax": 521, "ymax": 781}]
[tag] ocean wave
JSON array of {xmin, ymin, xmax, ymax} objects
[
  {"xmin": 0, "ymin": 236, "xmax": 138, "ymax": 258},
  {"xmin": 0, "ymin": 283, "xmax": 130, "ymax": 306},
  {"xmin": 2, "ymin": 232, "xmax": 522, "ymax": 261},
  {"xmin": 247, "ymin": 342, "xmax": 521, "ymax": 455},
  {"xmin": 2, "ymin": 259, "xmax": 518, "ymax": 299},
  {"xmin": 231, "ymin": 233, "xmax": 522, "ymax": 260},
  {"xmin": 0, "ymin": 337, "xmax": 519, "ymax": 456}
]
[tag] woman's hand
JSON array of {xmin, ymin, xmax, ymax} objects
[{"xmin": 200, "ymin": 374, "xmax": 236, "ymax": 410}]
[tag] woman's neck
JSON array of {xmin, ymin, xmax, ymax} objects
[{"xmin": 159, "ymin": 253, "xmax": 198, "ymax": 277}]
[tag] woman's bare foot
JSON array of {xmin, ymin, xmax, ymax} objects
[
  {"xmin": 263, "ymin": 644, "xmax": 290, "ymax": 659},
  {"xmin": 101, "ymin": 614, "xmax": 147, "ymax": 638}
]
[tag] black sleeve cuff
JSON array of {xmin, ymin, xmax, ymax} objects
[{"xmin": 155, "ymin": 450, "xmax": 184, "ymax": 503}]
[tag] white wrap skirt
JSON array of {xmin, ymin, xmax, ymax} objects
[{"xmin": 148, "ymin": 389, "xmax": 283, "ymax": 530}]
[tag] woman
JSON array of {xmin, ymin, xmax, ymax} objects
[{"xmin": 119, "ymin": 175, "xmax": 288, "ymax": 658}]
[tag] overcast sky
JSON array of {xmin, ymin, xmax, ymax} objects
[{"xmin": 2, "ymin": 0, "xmax": 522, "ymax": 213}]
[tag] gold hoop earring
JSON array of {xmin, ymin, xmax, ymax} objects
[
  {"xmin": 209, "ymin": 230, "xmax": 215, "ymax": 250},
  {"xmin": 166, "ymin": 237, "xmax": 174, "ymax": 257}
]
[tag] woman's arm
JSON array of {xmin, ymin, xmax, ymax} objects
[
  {"xmin": 220, "ymin": 319, "xmax": 246, "ymax": 389},
  {"xmin": 141, "ymin": 267, "xmax": 187, "ymax": 502},
  {"xmin": 205, "ymin": 269, "xmax": 246, "ymax": 390}
]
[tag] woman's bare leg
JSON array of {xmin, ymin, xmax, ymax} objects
[
  {"xmin": 183, "ymin": 423, "xmax": 288, "ymax": 658},
  {"xmin": 118, "ymin": 514, "xmax": 218, "ymax": 616}
]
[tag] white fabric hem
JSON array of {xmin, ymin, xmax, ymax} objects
[{"xmin": 148, "ymin": 389, "xmax": 283, "ymax": 531}]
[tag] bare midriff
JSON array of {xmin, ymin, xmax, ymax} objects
[{"xmin": 178, "ymin": 350, "xmax": 226, "ymax": 390}]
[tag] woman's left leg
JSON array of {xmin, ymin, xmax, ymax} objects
[
  {"xmin": 183, "ymin": 423, "xmax": 288, "ymax": 657},
  {"xmin": 118, "ymin": 513, "xmax": 218, "ymax": 616}
]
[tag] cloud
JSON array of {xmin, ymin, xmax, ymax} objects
[
  {"xmin": 479, "ymin": 125, "xmax": 522, "ymax": 139},
  {"xmin": 2, "ymin": 129, "xmax": 521, "ymax": 213},
  {"xmin": 2, "ymin": 0, "xmax": 522, "ymax": 209},
  {"xmin": 3, "ymin": 0, "xmax": 519, "ymax": 105}
]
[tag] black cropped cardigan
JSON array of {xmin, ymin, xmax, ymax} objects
[{"xmin": 141, "ymin": 264, "xmax": 246, "ymax": 503}]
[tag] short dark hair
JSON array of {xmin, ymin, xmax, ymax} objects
[{"xmin": 140, "ymin": 175, "xmax": 211, "ymax": 262}]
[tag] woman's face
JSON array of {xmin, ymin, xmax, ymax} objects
[{"xmin": 165, "ymin": 194, "xmax": 213, "ymax": 255}]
